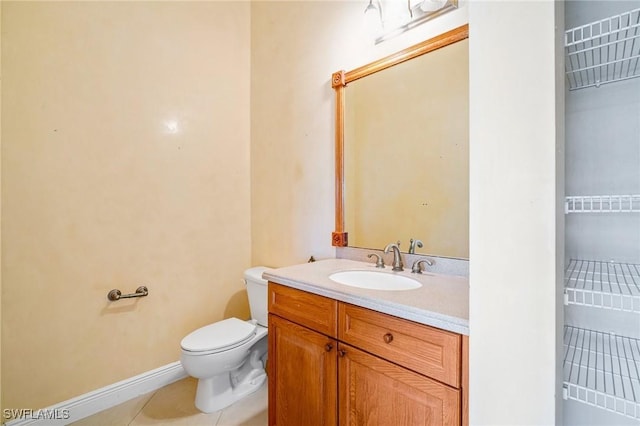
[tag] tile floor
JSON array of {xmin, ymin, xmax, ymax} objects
[{"xmin": 71, "ymin": 377, "xmax": 267, "ymax": 426}]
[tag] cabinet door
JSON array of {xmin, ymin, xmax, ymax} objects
[
  {"xmin": 338, "ymin": 343, "xmax": 460, "ymax": 426},
  {"xmin": 268, "ymin": 314, "xmax": 337, "ymax": 426}
]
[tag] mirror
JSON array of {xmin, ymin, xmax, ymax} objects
[{"xmin": 332, "ymin": 25, "xmax": 469, "ymax": 259}]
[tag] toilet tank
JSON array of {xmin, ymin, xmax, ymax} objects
[{"xmin": 244, "ymin": 266, "xmax": 270, "ymax": 327}]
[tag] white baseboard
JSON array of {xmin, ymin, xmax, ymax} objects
[{"xmin": 5, "ymin": 361, "xmax": 187, "ymax": 426}]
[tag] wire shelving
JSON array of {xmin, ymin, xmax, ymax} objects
[
  {"xmin": 565, "ymin": 8, "xmax": 640, "ymax": 90},
  {"xmin": 565, "ymin": 195, "xmax": 640, "ymax": 214},
  {"xmin": 563, "ymin": 326, "xmax": 640, "ymax": 420},
  {"xmin": 564, "ymin": 259, "xmax": 640, "ymax": 313}
]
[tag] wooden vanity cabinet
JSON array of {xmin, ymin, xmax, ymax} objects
[
  {"xmin": 268, "ymin": 314, "xmax": 338, "ymax": 426},
  {"xmin": 268, "ymin": 282, "xmax": 468, "ymax": 426},
  {"xmin": 338, "ymin": 343, "xmax": 460, "ymax": 425},
  {"xmin": 339, "ymin": 303, "xmax": 461, "ymax": 388},
  {"xmin": 268, "ymin": 283, "xmax": 339, "ymax": 425}
]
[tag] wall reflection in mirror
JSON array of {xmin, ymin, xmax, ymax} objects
[{"xmin": 344, "ymin": 38, "xmax": 468, "ymax": 259}]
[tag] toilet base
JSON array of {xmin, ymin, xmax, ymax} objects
[{"xmin": 194, "ymin": 350, "xmax": 267, "ymax": 413}]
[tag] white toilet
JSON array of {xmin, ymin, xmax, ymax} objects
[{"xmin": 180, "ymin": 266, "xmax": 270, "ymax": 413}]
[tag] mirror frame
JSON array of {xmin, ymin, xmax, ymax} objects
[{"xmin": 331, "ymin": 24, "xmax": 469, "ymax": 247}]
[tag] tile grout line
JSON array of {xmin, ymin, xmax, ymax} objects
[
  {"xmin": 127, "ymin": 390, "xmax": 158, "ymax": 426},
  {"xmin": 214, "ymin": 404, "xmax": 225, "ymax": 426}
]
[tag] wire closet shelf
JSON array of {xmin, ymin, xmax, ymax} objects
[
  {"xmin": 565, "ymin": 195, "xmax": 640, "ymax": 213},
  {"xmin": 563, "ymin": 326, "xmax": 640, "ymax": 420},
  {"xmin": 565, "ymin": 7, "xmax": 640, "ymax": 90},
  {"xmin": 565, "ymin": 259, "xmax": 640, "ymax": 313}
]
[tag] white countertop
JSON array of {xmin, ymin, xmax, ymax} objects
[{"xmin": 263, "ymin": 258, "xmax": 469, "ymax": 335}]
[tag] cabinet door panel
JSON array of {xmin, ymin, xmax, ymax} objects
[
  {"xmin": 338, "ymin": 343, "xmax": 460, "ymax": 426},
  {"xmin": 268, "ymin": 314, "xmax": 337, "ymax": 426}
]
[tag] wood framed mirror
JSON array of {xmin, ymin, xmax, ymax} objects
[{"xmin": 331, "ymin": 24, "xmax": 469, "ymax": 257}]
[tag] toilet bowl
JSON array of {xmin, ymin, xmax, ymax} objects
[{"xmin": 180, "ymin": 266, "xmax": 270, "ymax": 413}]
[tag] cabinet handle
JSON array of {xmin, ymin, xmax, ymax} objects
[
  {"xmin": 383, "ymin": 333, "xmax": 394, "ymax": 344},
  {"xmin": 325, "ymin": 343, "xmax": 333, "ymax": 352},
  {"xmin": 338, "ymin": 349, "xmax": 347, "ymax": 357}
]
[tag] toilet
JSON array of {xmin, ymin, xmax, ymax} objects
[{"xmin": 180, "ymin": 266, "xmax": 270, "ymax": 413}]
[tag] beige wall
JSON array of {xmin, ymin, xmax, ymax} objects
[
  {"xmin": 2, "ymin": 1, "xmax": 251, "ymax": 411},
  {"xmin": 250, "ymin": 1, "xmax": 468, "ymax": 267},
  {"xmin": 250, "ymin": 1, "xmax": 339, "ymax": 267}
]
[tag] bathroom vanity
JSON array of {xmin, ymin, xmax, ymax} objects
[{"xmin": 264, "ymin": 259, "xmax": 469, "ymax": 426}]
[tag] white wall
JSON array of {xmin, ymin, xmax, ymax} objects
[{"xmin": 468, "ymin": 1, "xmax": 562, "ymax": 424}]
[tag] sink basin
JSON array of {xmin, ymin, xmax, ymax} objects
[{"xmin": 329, "ymin": 270, "xmax": 422, "ymax": 291}]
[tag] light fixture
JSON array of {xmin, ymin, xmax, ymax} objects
[
  {"xmin": 364, "ymin": 0, "xmax": 458, "ymax": 44},
  {"xmin": 364, "ymin": 0, "xmax": 381, "ymax": 18},
  {"xmin": 364, "ymin": 0, "xmax": 383, "ymax": 37}
]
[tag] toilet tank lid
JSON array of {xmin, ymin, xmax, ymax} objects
[
  {"xmin": 180, "ymin": 318, "xmax": 256, "ymax": 352},
  {"xmin": 244, "ymin": 266, "xmax": 272, "ymax": 283}
]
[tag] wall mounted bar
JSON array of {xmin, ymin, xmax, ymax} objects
[{"xmin": 107, "ymin": 286, "xmax": 149, "ymax": 301}]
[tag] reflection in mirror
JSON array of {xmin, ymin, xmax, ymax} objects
[{"xmin": 333, "ymin": 26, "xmax": 469, "ymax": 259}]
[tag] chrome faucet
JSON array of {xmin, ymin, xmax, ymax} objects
[
  {"xmin": 408, "ymin": 238, "xmax": 423, "ymax": 254},
  {"xmin": 383, "ymin": 243, "xmax": 403, "ymax": 271}
]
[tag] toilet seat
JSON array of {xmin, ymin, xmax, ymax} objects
[{"xmin": 181, "ymin": 318, "xmax": 257, "ymax": 355}]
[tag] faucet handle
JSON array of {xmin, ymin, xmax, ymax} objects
[
  {"xmin": 367, "ymin": 253, "xmax": 385, "ymax": 268},
  {"xmin": 411, "ymin": 258, "xmax": 434, "ymax": 274},
  {"xmin": 409, "ymin": 238, "xmax": 423, "ymax": 254}
]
